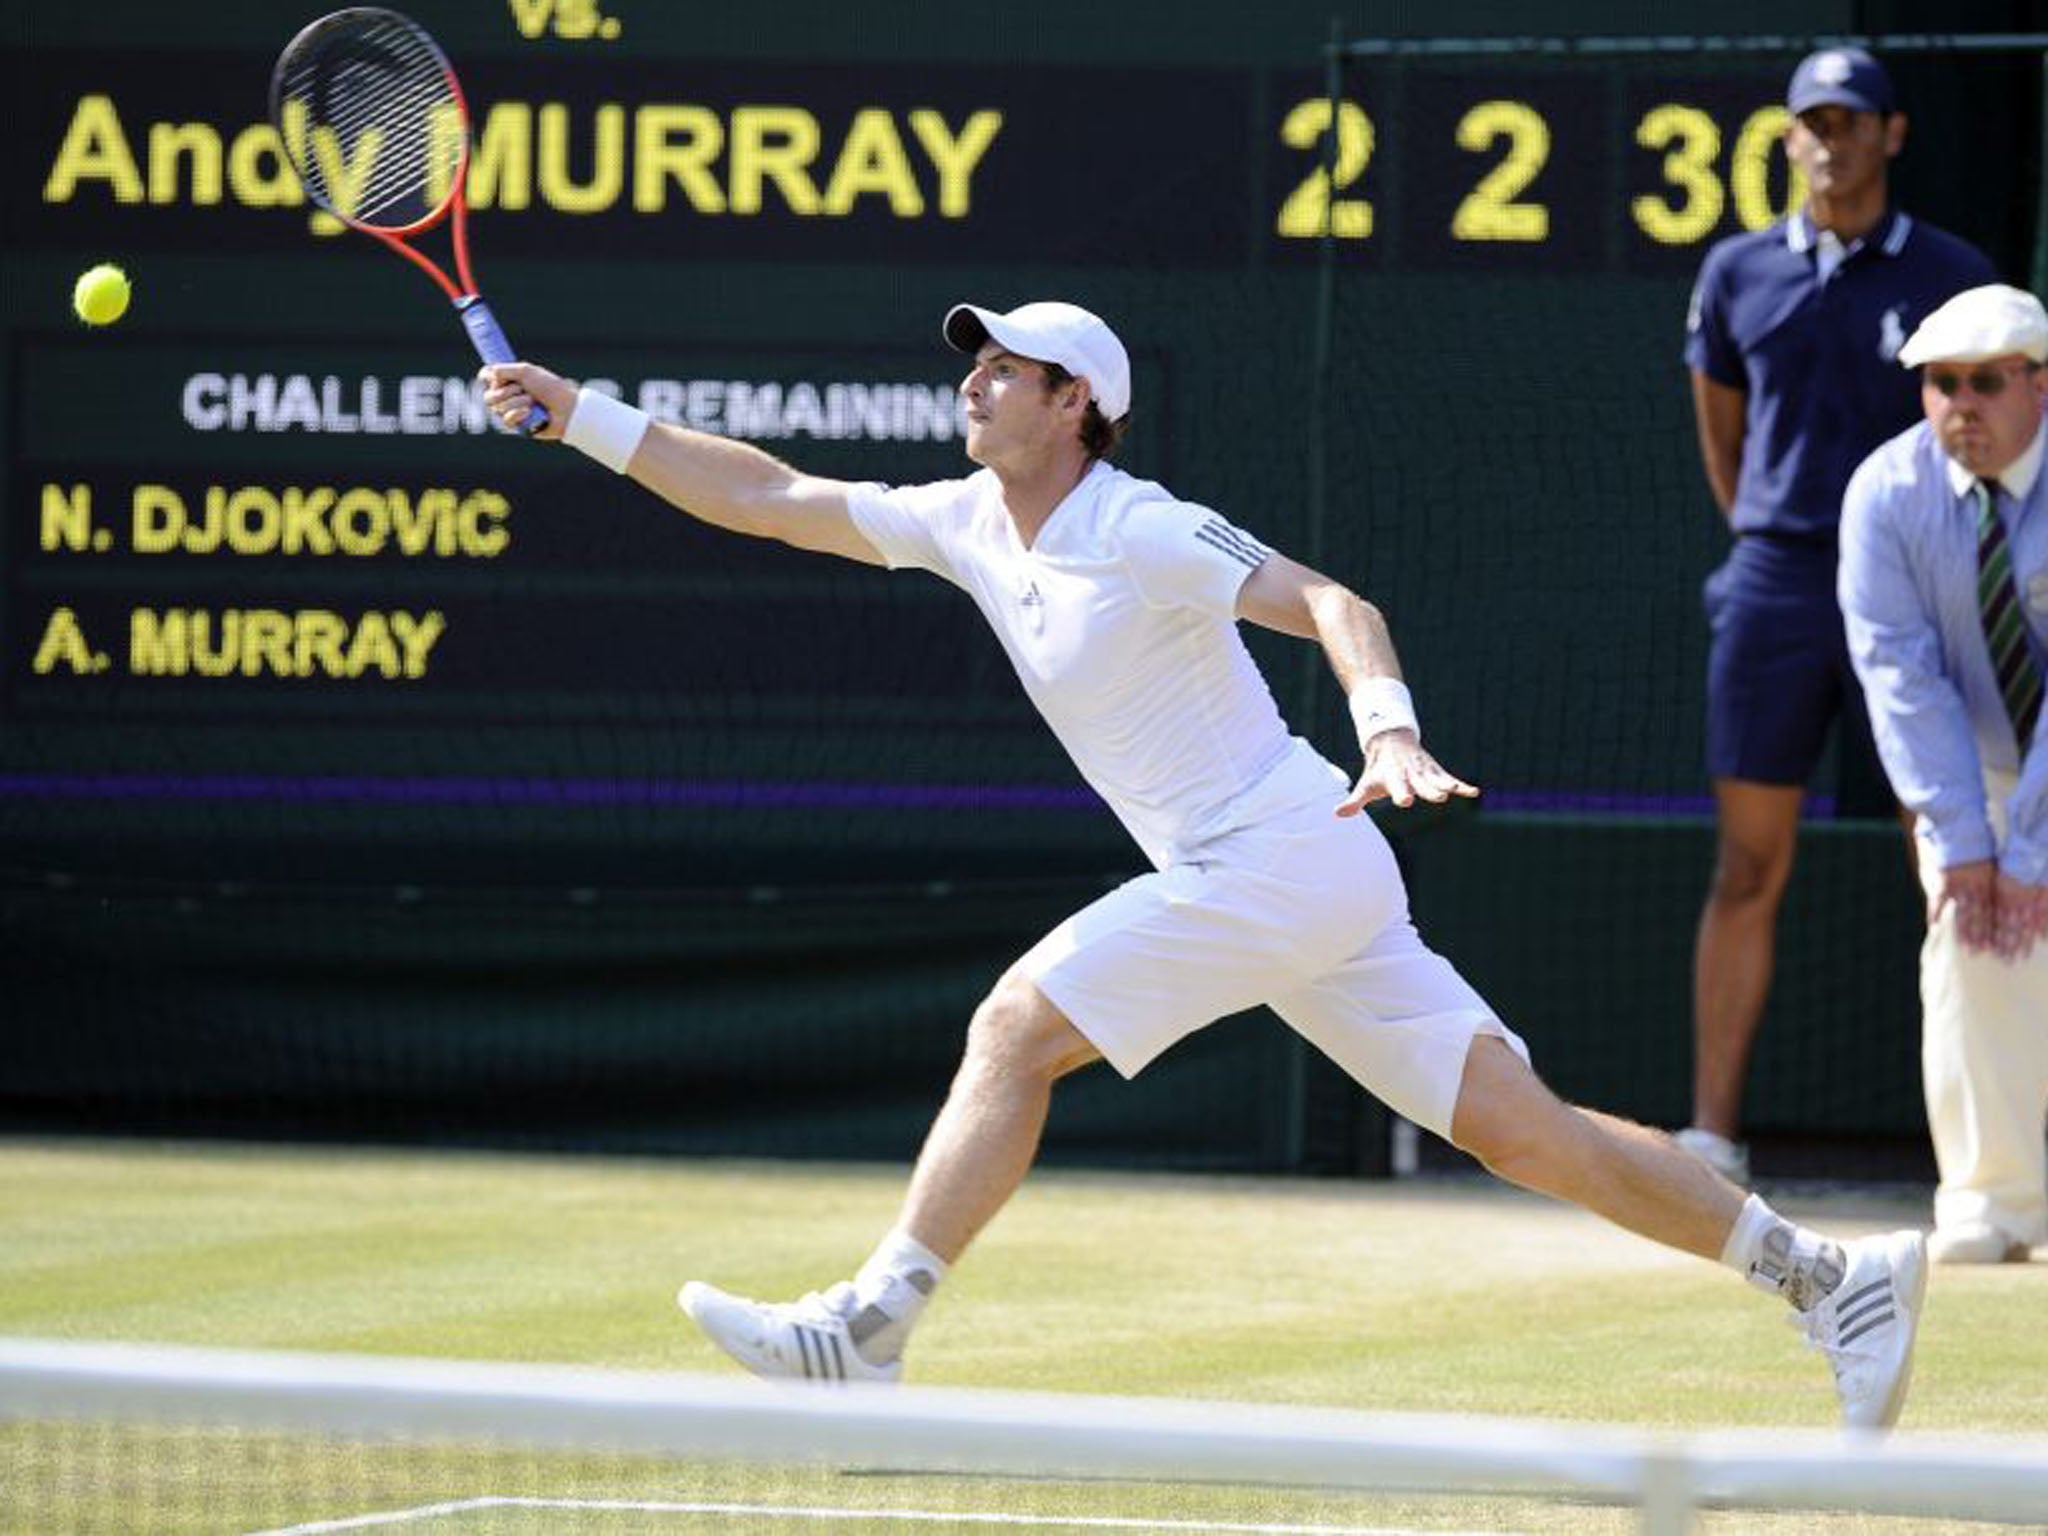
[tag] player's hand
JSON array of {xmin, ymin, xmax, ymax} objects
[
  {"xmin": 479, "ymin": 362, "xmax": 573, "ymax": 441},
  {"xmin": 1991, "ymin": 872, "xmax": 2048, "ymax": 962},
  {"xmin": 1337, "ymin": 729, "xmax": 1480, "ymax": 816},
  {"xmin": 1931, "ymin": 860, "xmax": 1998, "ymax": 954}
]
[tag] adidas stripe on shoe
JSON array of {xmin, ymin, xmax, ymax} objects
[
  {"xmin": 1795, "ymin": 1229, "xmax": 1926, "ymax": 1430},
  {"xmin": 679, "ymin": 1280, "xmax": 903, "ymax": 1385}
]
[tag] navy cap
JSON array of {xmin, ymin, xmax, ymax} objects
[{"xmin": 1787, "ymin": 47, "xmax": 1895, "ymax": 115}]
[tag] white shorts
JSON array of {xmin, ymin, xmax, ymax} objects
[{"xmin": 1017, "ymin": 797, "xmax": 1527, "ymax": 1141}]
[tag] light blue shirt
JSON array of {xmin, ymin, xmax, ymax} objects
[{"xmin": 1839, "ymin": 416, "xmax": 2048, "ymax": 883}]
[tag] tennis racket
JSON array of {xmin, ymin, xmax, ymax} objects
[{"xmin": 270, "ymin": 7, "xmax": 548, "ymax": 432}]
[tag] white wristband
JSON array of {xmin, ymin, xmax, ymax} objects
[
  {"xmin": 1348, "ymin": 677, "xmax": 1419, "ymax": 745},
  {"xmin": 563, "ymin": 387, "xmax": 650, "ymax": 474}
]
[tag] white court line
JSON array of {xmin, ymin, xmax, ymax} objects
[
  {"xmin": 246, "ymin": 1500, "xmax": 502, "ymax": 1534},
  {"xmin": 247, "ymin": 1494, "xmax": 1526, "ymax": 1536}
]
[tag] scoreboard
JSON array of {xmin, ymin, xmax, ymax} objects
[
  {"xmin": 1, "ymin": 0, "xmax": 2019, "ymax": 890},
  {"xmin": 24, "ymin": 44, "xmax": 1807, "ymax": 270}
]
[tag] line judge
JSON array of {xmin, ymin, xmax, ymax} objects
[{"xmin": 1840, "ymin": 283, "xmax": 2048, "ymax": 1265}]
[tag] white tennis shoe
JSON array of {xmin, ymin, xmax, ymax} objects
[
  {"xmin": 1794, "ymin": 1229, "xmax": 1926, "ymax": 1429},
  {"xmin": 679, "ymin": 1280, "xmax": 903, "ymax": 1385}
]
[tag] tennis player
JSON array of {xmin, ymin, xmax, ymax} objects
[{"xmin": 482, "ymin": 301, "xmax": 1925, "ymax": 1426}]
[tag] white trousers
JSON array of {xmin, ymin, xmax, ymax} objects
[
  {"xmin": 1916, "ymin": 768, "xmax": 2048, "ymax": 1243},
  {"xmin": 1020, "ymin": 791, "xmax": 1527, "ymax": 1141}
]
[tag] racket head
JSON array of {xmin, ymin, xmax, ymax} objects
[{"xmin": 270, "ymin": 8, "xmax": 471, "ymax": 237}]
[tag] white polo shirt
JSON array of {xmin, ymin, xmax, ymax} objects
[{"xmin": 847, "ymin": 460, "xmax": 1342, "ymax": 867}]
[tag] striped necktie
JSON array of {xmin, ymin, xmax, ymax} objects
[{"xmin": 1976, "ymin": 478, "xmax": 2044, "ymax": 748}]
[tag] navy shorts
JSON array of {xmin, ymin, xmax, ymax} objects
[{"xmin": 1703, "ymin": 535, "xmax": 1887, "ymax": 807}]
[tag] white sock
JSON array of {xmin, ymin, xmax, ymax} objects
[
  {"xmin": 1721, "ymin": 1193, "xmax": 1846, "ymax": 1311},
  {"xmin": 845, "ymin": 1229, "xmax": 948, "ymax": 1365}
]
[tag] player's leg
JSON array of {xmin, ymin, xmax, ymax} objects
[
  {"xmin": 1273, "ymin": 927, "xmax": 1742, "ymax": 1259},
  {"xmin": 896, "ymin": 971, "xmax": 1102, "ymax": 1263},
  {"xmin": 1453, "ymin": 1037, "xmax": 1742, "ymax": 1255},
  {"xmin": 1279, "ymin": 924, "xmax": 1925, "ymax": 1427},
  {"xmin": 682, "ymin": 839, "xmax": 1353, "ymax": 1383},
  {"xmin": 682, "ymin": 971, "xmax": 1099, "ymax": 1381},
  {"xmin": 1449, "ymin": 1036, "xmax": 1925, "ymax": 1427}
]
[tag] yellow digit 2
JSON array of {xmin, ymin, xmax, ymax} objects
[
  {"xmin": 1276, "ymin": 97, "xmax": 1373, "ymax": 239},
  {"xmin": 1732, "ymin": 106, "xmax": 1805, "ymax": 230},
  {"xmin": 1450, "ymin": 100, "xmax": 1549, "ymax": 241},
  {"xmin": 1632, "ymin": 103, "xmax": 1724, "ymax": 245}
]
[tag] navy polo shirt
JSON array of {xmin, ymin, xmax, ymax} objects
[{"xmin": 1684, "ymin": 208, "xmax": 1994, "ymax": 540}]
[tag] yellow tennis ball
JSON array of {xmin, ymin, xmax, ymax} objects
[{"xmin": 73, "ymin": 264, "xmax": 131, "ymax": 327}]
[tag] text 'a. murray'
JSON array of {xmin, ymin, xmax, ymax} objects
[{"xmin": 127, "ymin": 608, "xmax": 447, "ymax": 680}]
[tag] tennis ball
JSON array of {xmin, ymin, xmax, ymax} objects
[{"xmin": 72, "ymin": 263, "xmax": 131, "ymax": 327}]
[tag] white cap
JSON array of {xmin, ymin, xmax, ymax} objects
[
  {"xmin": 943, "ymin": 301, "xmax": 1132, "ymax": 421},
  {"xmin": 1898, "ymin": 283, "xmax": 2048, "ymax": 367}
]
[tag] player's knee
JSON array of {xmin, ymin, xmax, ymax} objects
[
  {"xmin": 1449, "ymin": 1040, "xmax": 1567, "ymax": 1184},
  {"xmin": 1453, "ymin": 1105, "xmax": 1545, "ymax": 1182},
  {"xmin": 962, "ymin": 973, "xmax": 1096, "ymax": 1085}
]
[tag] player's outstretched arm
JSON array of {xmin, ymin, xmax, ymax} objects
[
  {"xmin": 480, "ymin": 361, "xmax": 884, "ymax": 565},
  {"xmin": 1237, "ymin": 552, "xmax": 1479, "ymax": 814}
]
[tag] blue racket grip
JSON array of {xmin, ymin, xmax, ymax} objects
[{"xmin": 457, "ymin": 296, "xmax": 551, "ymax": 435}]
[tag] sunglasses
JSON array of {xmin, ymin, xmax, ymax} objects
[{"xmin": 1925, "ymin": 361, "xmax": 2040, "ymax": 398}]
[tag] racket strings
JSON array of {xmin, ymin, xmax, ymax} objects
[
  {"xmin": 278, "ymin": 14, "xmax": 464, "ymax": 229},
  {"xmin": 319, "ymin": 76, "xmax": 459, "ymax": 225},
  {"xmin": 289, "ymin": 70, "xmax": 457, "ymax": 224}
]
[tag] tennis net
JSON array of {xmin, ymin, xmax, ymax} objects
[{"xmin": 5, "ymin": 1337, "xmax": 2046, "ymax": 1535}]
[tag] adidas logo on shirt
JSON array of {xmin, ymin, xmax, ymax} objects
[{"xmin": 1195, "ymin": 517, "xmax": 1269, "ymax": 569}]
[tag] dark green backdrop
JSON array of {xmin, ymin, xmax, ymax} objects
[{"xmin": 2, "ymin": 1, "xmax": 2040, "ymax": 1172}]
